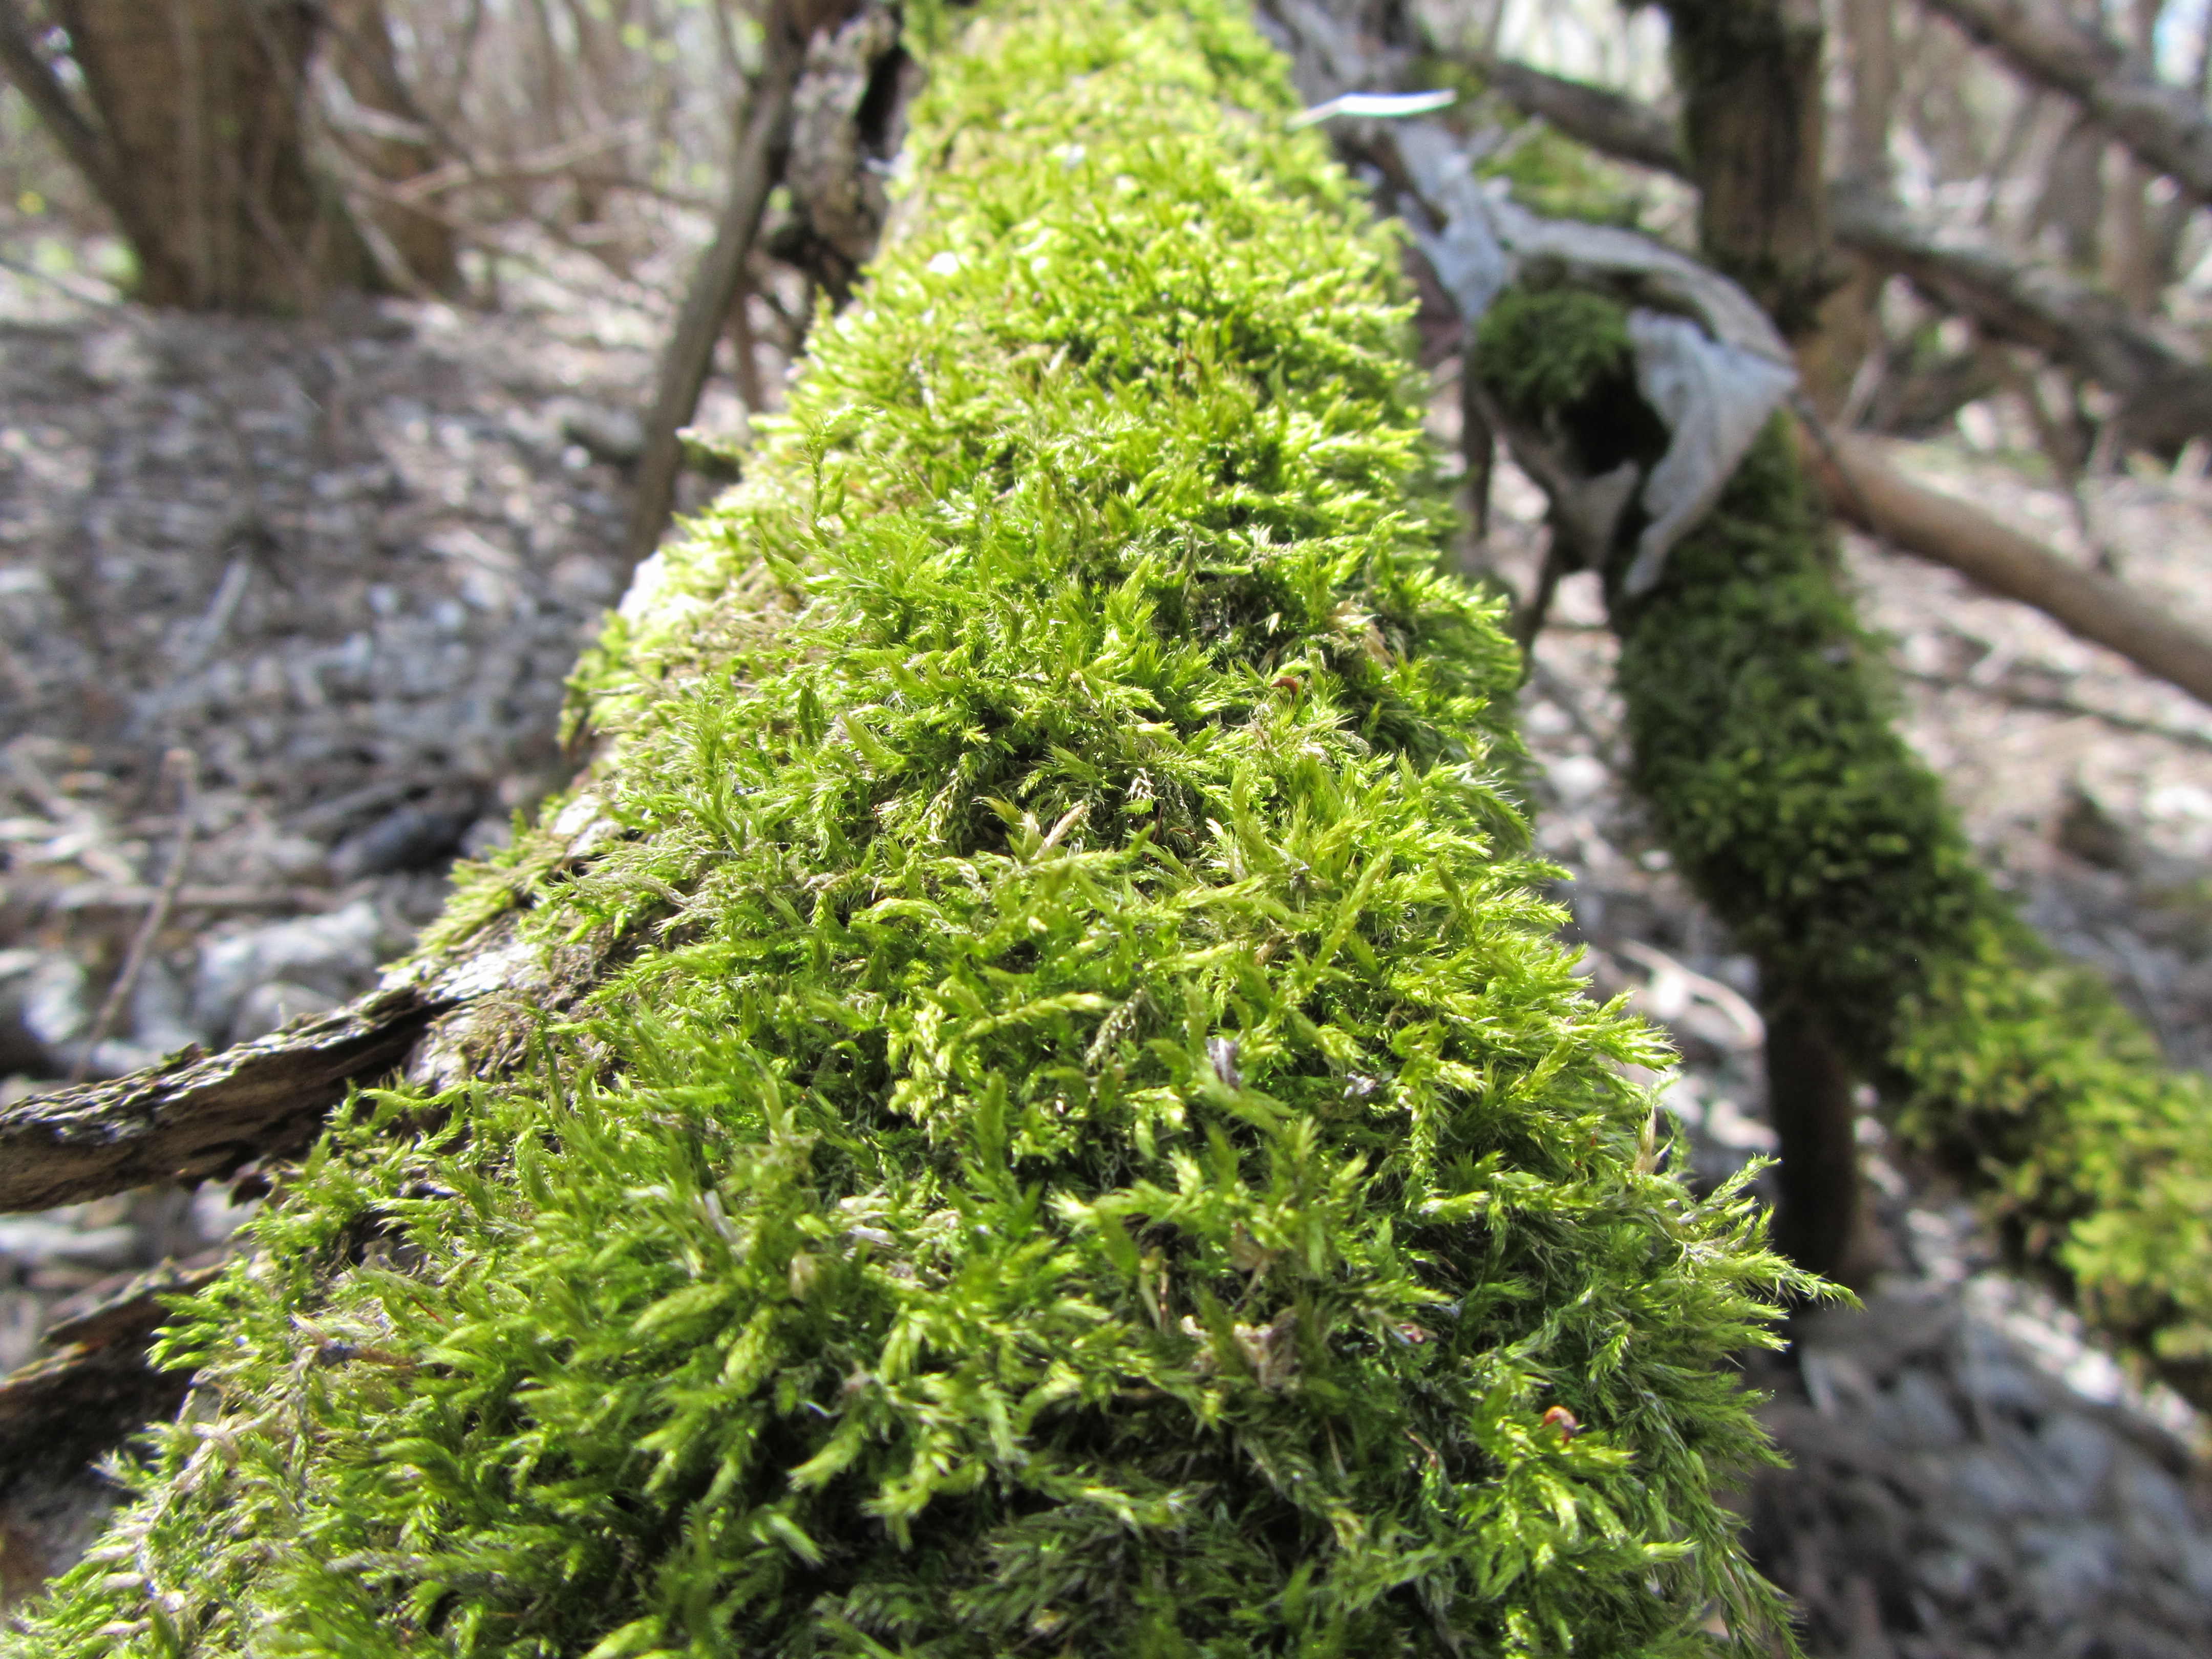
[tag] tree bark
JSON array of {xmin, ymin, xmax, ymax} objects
[
  {"xmin": 1762, "ymin": 993, "xmax": 1873, "ymax": 1282},
  {"xmin": 1472, "ymin": 55, "xmax": 1685, "ymax": 175},
  {"xmin": 2, "ymin": 0, "xmax": 381, "ymax": 311},
  {"xmin": 1660, "ymin": 0, "xmax": 1834, "ymax": 341},
  {"xmin": 1841, "ymin": 0, "xmax": 1897, "ymax": 188},
  {"xmin": 1655, "ymin": 0, "xmax": 1874, "ymax": 1279}
]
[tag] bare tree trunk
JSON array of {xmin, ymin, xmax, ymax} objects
[
  {"xmin": 1822, "ymin": 0, "xmax": 1899, "ymax": 416},
  {"xmin": 1664, "ymin": 0, "xmax": 1834, "ymax": 339},
  {"xmin": 1842, "ymin": 0, "xmax": 1897, "ymax": 187},
  {"xmin": 0, "ymin": 0, "xmax": 380, "ymax": 311}
]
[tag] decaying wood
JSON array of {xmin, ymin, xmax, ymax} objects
[
  {"xmin": 1921, "ymin": 0, "xmax": 2212, "ymax": 206},
  {"xmin": 1800, "ymin": 422, "xmax": 2212, "ymax": 710},
  {"xmin": 0, "ymin": 984, "xmax": 445, "ymax": 1214},
  {"xmin": 1474, "ymin": 54, "xmax": 2212, "ymax": 453},
  {"xmin": 0, "ymin": 1260, "xmax": 225, "ymax": 1609}
]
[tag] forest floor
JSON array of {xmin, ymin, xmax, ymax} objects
[{"xmin": 3, "ymin": 257, "xmax": 2212, "ymax": 1655}]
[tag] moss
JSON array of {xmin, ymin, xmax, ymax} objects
[
  {"xmin": 1476, "ymin": 288, "xmax": 1637, "ymax": 438},
  {"xmin": 7, "ymin": 9, "xmax": 1813, "ymax": 1656},
  {"xmin": 1476, "ymin": 285, "xmax": 2212, "ymax": 1407}
]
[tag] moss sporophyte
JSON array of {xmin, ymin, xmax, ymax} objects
[{"xmin": 8, "ymin": 6, "xmax": 1818, "ymax": 1655}]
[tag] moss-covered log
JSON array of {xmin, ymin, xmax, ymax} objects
[
  {"xmin": 3, "ymin": 5, "xmax": 1809, "ymax": 1654},
  {"xmin": 1475, "ymin": 282, "xmax": 2212, "ymax": 1412}
]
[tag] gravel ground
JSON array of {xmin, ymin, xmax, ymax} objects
[{"xmin": 4, "ymin": 268, "xmax": 2212, "ymax": 1653}]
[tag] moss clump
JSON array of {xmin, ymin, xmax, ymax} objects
[
  {"xmin": 8, "ymin": 9, "xmax": 1811, "ymax": 1656},
  {"xmin": 1475, "ymin": 287, "xmax": 1639, "ymax": 437},
  {"xmin": 1476, "ymin": 285, "xmax": 2212, "ymax": 1406}
]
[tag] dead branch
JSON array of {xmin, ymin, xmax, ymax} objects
[
  {"xmin": 0, "ymin": 983, "xmax": 446, "ymax": 1213},
  {"xmin": 1473, "ymin": 54, "xmax": 2212, "ymax": 454},
  {"xmin": 623, "ymin": 3, "xmax": 805, "ymax": 570},
  {"xmin": 1919, "ymin": 0, "xmax": 2212, "ymax": 206},
  {"xmin": 1827, "ymin": 185, "xmax": 2212, "ymax": 452},
  {"xmin": 1474, "ymin": 55, "xmax": 1687, "ymax": 176},
  {"xmin": 1798, "ymin": 422, "xmax": 2212, "ymax": 710}
]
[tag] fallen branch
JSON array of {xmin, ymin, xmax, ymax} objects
[
  {"xmin": 1798, "ymin": 422, "xmax": 2212, "ymax": 710},
  {"xmin": 623, "ymin": 3, "xmax": 804, "ymax": 570},
  {"xmin": 1474, "ymin": 55, "xmax": 1686, "ymax": 176},
  {"xmin": 1919, "ymin": 0, "xmax": 2212, "ymax": 206},
  {"xmin": 1827, "ymin": 184, "xmax": 2212, "ymax": 452},
  {"xmin": 1472, "ymin": 54, "xmax": 2212, "ymax": 452}
]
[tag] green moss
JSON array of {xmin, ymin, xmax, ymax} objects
[
  {"xmin": 1476, "ymin": 285, "xmax": 2212, "ymax": 1408},
  {"xmin": 7, "ymin": 10, "xmax": 1812, "ymax": 1656},
  {"xmin": 1475, "ymin": 288, "xmax": 1638, "ymax": 436}
]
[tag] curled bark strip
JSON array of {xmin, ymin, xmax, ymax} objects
[
  {"xmin": 0, "ymin": 984, "xmax": 445, "ymax": 1213},
  {"xmin": 1799, "ymin": 422, "xmax": 2212, "ymax": 710}
]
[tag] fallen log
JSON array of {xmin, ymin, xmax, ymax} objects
[
  {"xmin": 1799, "ymin": 421, "xmax": 2212, "ymax": 709},
  {"xmin": 5, "ymin": 5, "xmax": 1815, "ymax": 1646}
]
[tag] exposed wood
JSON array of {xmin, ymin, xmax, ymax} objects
[
  {"xmin": 1920, "ymin": 0, "xmax": 2212, "ymax": 205},
  {"xmin": 0, "ymin": 984, "xmax": 446, "ymax": 1213},
  {"xmin": 777, "ymin": 4, "xmax": 912, "ymax": 303},
  {"xmin": 622, "ymin": 1, "xmax": 805, "ymax": 570},
  {"xmin": 1800, "ymin": 422, "xmax": 2212, "ymax": 710}
]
